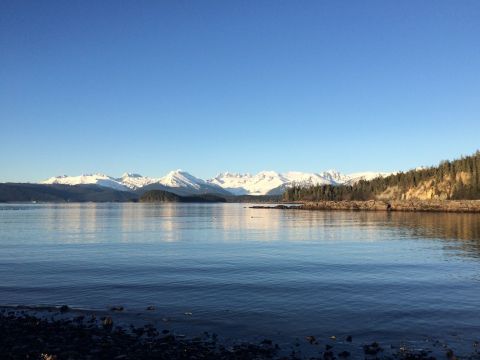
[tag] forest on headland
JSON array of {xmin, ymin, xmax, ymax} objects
[
  {"xmin": 284, "ymin": 151, "xmax": 480, "ymax": 202},
  {"xmin": 139, "ymin": 190, "xmax": 226, "ymax": 203}
]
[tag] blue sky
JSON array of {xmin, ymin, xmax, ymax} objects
[{"xmin": 1, "ymin": 1, "xmax": 479, "ymax": 182}]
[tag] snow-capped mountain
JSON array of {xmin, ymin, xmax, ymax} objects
[
  {"xmin": 42, "ymin": 169, "xmax": 393, "ymax": 196},
  {"xmin": 208, "ymin": 170, "xmax": 392, "ymax": 195},
  {"xmin": 208, "ymin": 171, "xmax": 290, "ymax": 196},
  {"xmin": 342, "ymin": 171, "xmax": 393, "ymax": 185},
  {"xmin": 43, "ymin": 174, "xmax": 130, "ymax": 191},
  {"xmin": 140, "ymin": 170, "xmax": 231, "ymax": 196},
  {"xmin": 42, "ymin": 170, "xmax": 230, "ymax": 196},
  {"xmin": 119, "ymin": 173, "xmax": 159, "ymax": 189},
  {"xmin": 159, "ymin": 170, "xmax": 207, "ymax": 189}
]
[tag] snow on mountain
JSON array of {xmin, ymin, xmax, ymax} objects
[
  {"xmin": 209, "ymin": 171, "xmax": 289, "ymax": 196},
  {"xmin": 43, "ymin": 173, "xmax": 160, "ymax": 191},
  {"xmin": 318, "ymin": 170, "xmax": 349, "ymax": 184},
  {"xmin": 118, "ymin": 173, "xmax": 159, "ymax": 189},
  {"xmin": 41, "ymin": 169, "xmax": 393, "ymax": 196},
  {"xmin": 41, "ymin": 170, "xmax": 228, "ymax": 196},
  {"xmin": 208, "ymin": 170, "xmax": 393, "ymax": 195},
  {"xmin": 139, "ymin": 170, "xmax": 230, "ymax": 196},
  {"xmin": 157, "ymin": 170, "xmax": 206, "ymax": 189},
  {"xmin": 41, "ymin": 170, "xmax": 221, "ymax": 195},
  {"xmin": 341, "ymin": 171, "xmax": 393, "ymax": 185},
  {"xmin": 42, "ymin": 174, "xmax": 130, "ymax": 191},
  {"xmin": 284, "ymin": 171, "xmax": 336, "ymax": 186},
  {"xmin": 209, "ymin": 171, "xmax": 340, "ymax": 196}
]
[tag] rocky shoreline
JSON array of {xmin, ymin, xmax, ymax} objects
[
  {"xmin": 252, "ymin": 200, "xmax": 480, "ymax": 213},
  {"xmin": 1, "ymin": 307, "xmax": 278, "ymax": 360},
  {"xmin": 1, "ymin": 306, "xmax": 475, "ymax": 360}
]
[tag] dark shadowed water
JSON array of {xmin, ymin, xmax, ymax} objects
[{"xmin": 1, "ymin": 203, "xmax": 480, "ymax": 353}]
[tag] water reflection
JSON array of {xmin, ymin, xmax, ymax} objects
[
  {"xmin": 2, "ymin": 203, "xmax": 480, "ymax": 349},
  {"xmin": 382, "ymin": 211, "xmax": 480, "ymax": 258},
  {"xmin": 2, "ymin": 203, "xmax": 480, "ymax": 257}
]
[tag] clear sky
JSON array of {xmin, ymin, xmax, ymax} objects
[{"xmin": 1, "ymin": 1, "xmax": 479, "ymax": 182}]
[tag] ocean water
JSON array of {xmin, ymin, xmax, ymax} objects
[{"xmin": 1, "ymin": 203, "xmax": 480, "ymax": 352}]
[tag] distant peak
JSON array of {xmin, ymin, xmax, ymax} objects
[
  {"xmin": 166, "ymin": 169, "xmax": 187, "ymax": 176},
  {"xmin": 215, "ymin": 172, "xmax": 250, "ymax": 178},
  {"xmin": 81, "ymin": 173, "xmax": 109, "ymax": 178},
  {"xmin": 121, "ymin": 172, "xmax": 142, "ymax": 178},
  {"xmin": 257, "ymin": 170, "xmax": 280, "ymax": 176}
]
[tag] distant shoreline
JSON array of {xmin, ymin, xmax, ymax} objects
[{"xmin": 251, "ymin": 200, "xmax": 480, "ymax": 213}]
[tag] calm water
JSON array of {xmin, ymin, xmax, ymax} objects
[{"xmin": 1, "ymin": 203, "xmax": 480, "ymax": 350}]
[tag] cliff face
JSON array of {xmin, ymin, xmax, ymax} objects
[{"xmin": 376, "ymin": 172, "xmax": 472, "ymax": 201}]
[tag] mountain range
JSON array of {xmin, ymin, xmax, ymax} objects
[{"xmin": 41, "ymin": 170, "xmax": 392, "ymax": 196}]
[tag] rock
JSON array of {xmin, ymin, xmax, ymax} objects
[
  {"xmin": 59, "ymin": 305, "xmax": 69, "ymax": 313},
  {"xmin": 446, "ymin": 348, "xmax": 455, "ymax": 359},
  {"xmin": 338, "ymin": 350, "xmax": 350, "ymax": 358},
  {"xmin": 73, "ymin": 315, "xmax": 85, "ymax": 323},
  {"xmin": 41, "ymin": 354, "xmax": 57, "ymax": 360},
  {"xmin": 363, "ymin": 341, "xmax": 383, "ymax": 355},
  {"xmin": 102, "ymin": 316, "xmax": 113, "ymax": 330},
  {"xmin": 323, "ymin": 350, "xmax": 334, "ymax": 360},
  {"xmin": 110, "ymin": 306, "xmax": 124, "ymax": 312},
  {"xmin": 346, "ymin": 335, "xmax": 352, "ymax": 342},
  {"xmin": 306, "ymin": 335, "xmax": 316, "ymax": 344}
]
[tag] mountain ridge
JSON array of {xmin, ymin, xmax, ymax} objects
[{"xmin": 41, "ymin": 169, "xmax": 392, "ymax": 196}]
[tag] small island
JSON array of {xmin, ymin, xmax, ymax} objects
[{"xmin": 139, "ymin": 190, "xmax": 226, "ymax": 203}]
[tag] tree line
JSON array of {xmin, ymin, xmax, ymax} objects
[{"xmin": 283, "ymin": 151, "xmax": 480, "ymax": 201}]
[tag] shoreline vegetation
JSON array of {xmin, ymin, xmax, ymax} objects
[
  {"xmin": 284, "ymin": 151, "xmax": 480, "ymax": 202},
  {"xmin": 252, "ymin": 200, "xmax": 480, "ymax": 213},
  {"xmin": 0, "ymin": 306, "xmax": 463, "ymax": 360}
]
